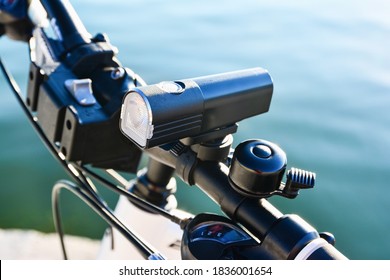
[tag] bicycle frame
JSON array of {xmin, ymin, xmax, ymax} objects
[{"xmin": 0, "ymin": 0, "xmax": 347, "ymax": 260}]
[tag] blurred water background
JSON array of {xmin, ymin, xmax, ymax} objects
[{"xmin": 0, "ymin": 0, "xmax": 389, "ymax": 259}]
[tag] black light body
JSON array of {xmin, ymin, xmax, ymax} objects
[{"xmin": 120, "ymin": 67, "xmax": 273, "ymax": 148}]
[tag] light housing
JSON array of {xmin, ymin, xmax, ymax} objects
[{"xmin": 120, "ymin": 67, "xmax": 273, "ymax": 149}]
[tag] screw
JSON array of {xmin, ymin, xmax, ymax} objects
[{"xmin": 111, "ymin": 67, "xmax": 125, "ymax": 80}]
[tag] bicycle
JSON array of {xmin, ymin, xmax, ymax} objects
[{"xmin": 0, "ymin": 0, "xmax": 348, "ymax": 260}]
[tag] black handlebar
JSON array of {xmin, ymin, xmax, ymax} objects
[{"xmin": 147, "ymin": 144, "xmax": 347, "ymax": 260}]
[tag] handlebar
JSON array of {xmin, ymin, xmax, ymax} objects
[
  {"xmin": 39, "ymin": 0, "xmax": 91, "ymax": 51},
  {"xmin": 147, "ymin": 143, "xmax": 347, "ymax": 260}
]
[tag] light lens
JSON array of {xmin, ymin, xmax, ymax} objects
[{"xmin": 120, "ymin": 91, "xmax": 153, "ymax": 148}]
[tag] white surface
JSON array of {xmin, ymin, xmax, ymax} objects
[
  {"xmin": 97, "ymin": 195, "xmax": 189, "ymax": 260},
  {"xmin": 0, "ymin": 228, "xmax": 100, "ymax": 260}
]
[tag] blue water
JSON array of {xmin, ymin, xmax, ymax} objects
[{"xmin": 0, "ymin": 0, "xmax": 389, "ymax": 259}]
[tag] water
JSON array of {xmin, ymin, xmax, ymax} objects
[{"xmin": 0, "ymin": 0, "xmax": 389, "ymax": 259}]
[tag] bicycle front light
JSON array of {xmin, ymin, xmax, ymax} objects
[{"xmin": 120, "ymin": 67, "xmax": 273, "ymax": 149}]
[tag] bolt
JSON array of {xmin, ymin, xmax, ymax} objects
[{"xmin": 111, "ymin": 67, "xmax": 125, "ymax": 80}]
